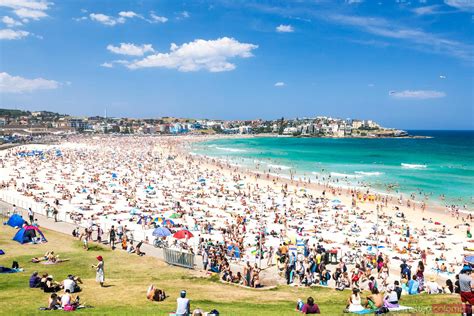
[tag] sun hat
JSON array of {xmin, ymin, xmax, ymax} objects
[{"xmin": 96, "ymin": 255, "xmax": 103, "ymax": 261}]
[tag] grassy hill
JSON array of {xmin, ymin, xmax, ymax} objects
[{"xmin": 0, "ymin": 225, "xmax": 459, "ymax": 315}]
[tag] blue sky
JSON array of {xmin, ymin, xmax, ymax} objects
[{"xmin": 0, "ymin": 0, "xmax": 473, "ymax": 129}]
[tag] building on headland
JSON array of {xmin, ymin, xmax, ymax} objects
[{"xmin": 0, "ymin": 108, "xmax": 409, "ymax": 139}]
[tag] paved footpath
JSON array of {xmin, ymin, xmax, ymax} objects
[
  {"xmin": 0, "ymin": 199, "xmax": 196, "ymax": 268},
  {"xmin": 0, "ymin": 199, "xmax": 280, "ymax": 285}
]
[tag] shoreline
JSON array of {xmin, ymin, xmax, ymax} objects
[
  {"xmin": 0, "ymin": 135, "xmax": 470, "ymax": 289},
  {"xmin": 185, "ymin": 134, "xmax": 470, "ymax": 213}
]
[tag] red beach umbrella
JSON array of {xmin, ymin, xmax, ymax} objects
[{"xmin": 173, "ymin": 229, "xmax": 194, "ymax": 239}]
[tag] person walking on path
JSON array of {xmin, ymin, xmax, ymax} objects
[
  {"xmin": 92, "ymin": 256, "xmax": 105, "ymax": 287},
  {"xmin": 28, "ymin": 207, "xmax": 34, "ymax": 224},
  {"xmin": 109, "ymin": 226, "xmax": 116, "ymax": 250}
]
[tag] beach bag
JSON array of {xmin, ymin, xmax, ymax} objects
[
  {"xmin": 63, "ymin": 305, "xmax": 76, "ymax": 312},
  {"xmin": 375, "ymin": 306, "xmax": 389, "ymax": 314}
]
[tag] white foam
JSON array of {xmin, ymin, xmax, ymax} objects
[
  {"xmin": 215, "ymin": 146, "xmax": 247, "ymax": 152},
  {"xmin": 330, "ymin": 172, "xmax": 362, "ymax": 178},
  {"xmin": 401, "ymin": 163, "xmax": 427, "ymax": 169},
  {"xmin": 355, "ymin": 171, "xmax": 384, "ymax": 176},
  {"xmin": 267, "ymin": 164, "xmax": 292, "ymax": 170}
]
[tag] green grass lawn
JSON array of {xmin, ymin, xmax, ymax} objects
[{"xmin": 0, "ymin": 225, "xmax": 459, "ymax": 315}]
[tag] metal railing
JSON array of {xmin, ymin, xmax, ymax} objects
[{"xmin": 163, "ymin": 248, "xmax": 195, "ymax": 269}]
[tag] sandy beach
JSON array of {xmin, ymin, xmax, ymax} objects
[{"xmin": 0, "ymin": 135, "xmax": 470, "ymax": 291}]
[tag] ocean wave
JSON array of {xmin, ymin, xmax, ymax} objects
[
  {"xmin": 401, "ymin": 163, "xmax": 427, "ymax": 169},
  {"xmin": 330, "ymin": 172, "xmax": 362, "ymax": 178},
  {"xmin": 215, "ymin": 146, "xmax": 247, "ymax": 152},
  {"xmin": 355, "ymin": 171, "xmax": 384, "ymax": 176},
  {"xmin": 267, "ymin": 164, "xmax": 292, "ymax": 170}
]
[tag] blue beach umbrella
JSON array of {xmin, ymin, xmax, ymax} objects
[
  {"xmin": 465, "ymin": 256, "xmax": 474, "ymax": 265},
  {"xmin": 152, "ymin": 227, "xmax": 171, "ymax": 237}
]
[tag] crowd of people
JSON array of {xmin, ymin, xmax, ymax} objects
[{"xmin": 1, "ymin": 136, "xmax": 472, "ymax": 314}]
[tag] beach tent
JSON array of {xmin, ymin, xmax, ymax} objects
[
  {"xmin": 6, "ymin": 214, "xmax": 24, "ymax": 228},
  {"xmin": 152, "ymin": 227, "xmax": 171, "ymax": 237},
  {"xmin": 13, "ymin": 225, "xmax": 47, "ymax": 244}
]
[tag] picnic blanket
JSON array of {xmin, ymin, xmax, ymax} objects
[
  {"xmin": 351, "ymin": 306, "xmax": 412, "ymax": 314},
  {"xmin": 0, "ymin": 266, "xmax": 22, "ymax": 274}
]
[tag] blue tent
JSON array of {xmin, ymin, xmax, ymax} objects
[
  {"xmin": 13, "ymin": 225, "xmax": 47, "ymax": 244},
  {"xmin": 6, "ymin": 214, "xmax": 24, "ymax": 228}
]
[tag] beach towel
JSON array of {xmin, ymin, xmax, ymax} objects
[
  {"xmin": 350, "ymin": 309, "xmax": 373, "ymax": 314},
  {"xmin": 388, "ymin": 306, "xmax": 412, "ymax": 312},
  {"xmin": 0, "ymin": 266, "xmax": 22, "ymax": 273}
]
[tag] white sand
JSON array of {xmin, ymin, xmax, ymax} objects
[{"xmin": 0, "ymin": 135, "xmax": 470, "ymax": 289}]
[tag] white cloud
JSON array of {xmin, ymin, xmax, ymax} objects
[
  {"xmin": 107, "ymin": 43, "xmax": 154, "ymax": 56},
  {"xmin": 0, "ymin": 71, "xmax": 59, "ymax": 93},
  {"xmin": 346, "ymin": 0, "xmax": 364, "ymax": 4},
  {"xmin": 2, "ymin": 15, "xmax": 22, "ymax": 26},
  {"xmin": 180, "ymin": 11, "xmax": 190, "ymax": 18},
  {"xmin": 439, "ymin": 75, "xmax": 447, "ymax": 79},
  {"xmin": 150, "ymin": 13, "xmax": 168, "ymax": 23},
  {"xmin": 276, "ymin": 24, "xmax": 294, "ymax": 33},
  {"xmin": 14, "ymin": 7, "xmax": 46, "ymax": 19},
  {"xmin": 0, "ymin": 28, "xmax": 28, "ymax": 39},
  {"xmin": 101, "ymin": 62, "xmax": 113, "ymax": 68},
  {"xmin": 389, "ymin": 90, "xmax": 446, "ymax": 99},
  {"xmin": 126, "ymin": 37, "xmax": 258, "ymax": 72},
  {"xmin": 274, "ymin": 81, "xmax": 285, "ymax": 87},
  {"xmin": 0, "ymin": 0, "xmax": 51, "ymax": 21},
  {"xmin": 413, "ymin": 5, "xmax": 440, "ymax": 15},
  {"xmin": 88, "ymin": 11, "xmax": 147, "ymax": 26},
  {"xmin": 89, "ymin": 13, "xmax": 125, "ymax": 26},
  {"xmin": 368, "ymin": 83, "xmax": 375, "ymax": 87},
  {"xmin": 327, "ymin": 14, "xmax": 474, "ymax": 61},
  {"xmin": 118, "ymin": 11, "xmax": 139, "ymax": 18},
  {"xmin": 444, "ymin": 0, "xmax": 474, "ymax": 12}
]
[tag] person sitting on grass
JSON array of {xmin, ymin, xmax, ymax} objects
[
  {"xmin": 299, "ymin": 297, "xmax": 320, "ymax": 314},
  {"xmin": 29, "ymin": 271, "xmax": 41, "ymax": 288},
  {"xmin": 176, "ymin": 290, "xmax": 190, "ymax": 316},
  {"xmin": 43, "ymin": 275, "xmax": 61, "ymax": 293},
  {"xmin": 47, "ymin": 293, "xmax": 60, "ymax": 310},
  {"xmin": 61, "ymin": 289, "xmax": 80, "ymax": 311},
  {"xmin": 365, "ymin": 288, "xmax": 383, "ymax": 310},
  {"xmin": 62, "ymin": 275, "xmax": 82, "ymax": 293},
  {"xmin": 136, "ymin": 241, "xmax": 145, "ymax": 256},
  {"xmin": 408, "ymin": 275, "xmax": 420, "ymax": 295},
  {"xmin": 346, "ymin": 288, "xmax": 364, "ymax": 312},
  {"xmin": 146, "ymin": 284, "xmax": 166, "ymax": 301},
  {"xmin": 383, "ymin": 285, "xmax": 400, "ymax": 308}
]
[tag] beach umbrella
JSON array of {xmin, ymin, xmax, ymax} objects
[
  {"xmin": 152, "ymin": 227, "xmax": 171, "ymax": 237},
  {"xmin": 111, "ymin": 173, "xmax": 118, "ymax": 179},
  {"xmin": 173, "ymin": 229, "xmax": 194, "ymax": 239},
  {"xmin": 465, "ymin": 256, "xmax": 474, "ymax": 265},
  {"xmin": 331, "ymin": 199, "xmax": 342, "ymax": 204},
  {"xmin": 130, "ymin": 208, "xmax": 140, "ymax": 215},
  {"xmin": 162, "ymin": 219, "xmax": 175, "ymax": 226},
  {"xmin": 170, "ymin": 213, "xmax": 181, "ymax": 219}
]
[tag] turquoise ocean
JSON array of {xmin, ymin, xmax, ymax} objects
[{"xmin": 192, "ymin": 131, "xmax": 474, "ymax": 209}]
